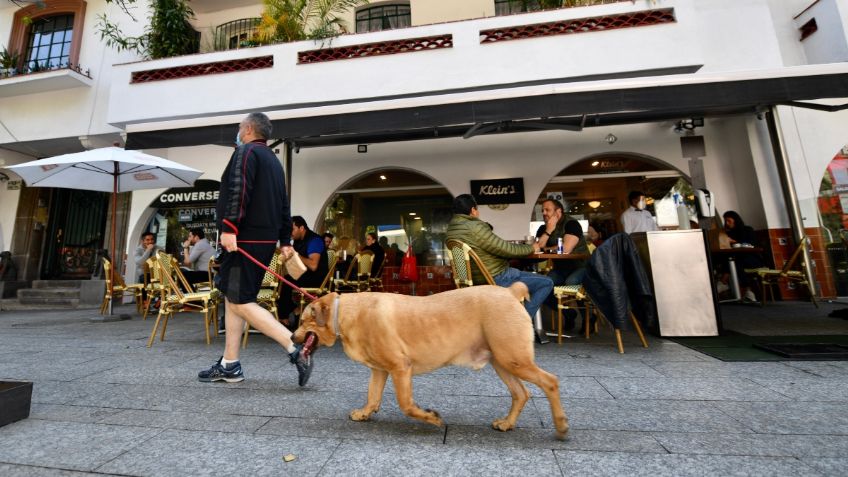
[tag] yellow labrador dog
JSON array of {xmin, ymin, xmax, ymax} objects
[{"xmin": 293, "ymin": 283, "xmax": 569, "ymax": 440}]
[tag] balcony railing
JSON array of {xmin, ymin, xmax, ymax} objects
[{"xmin": 213, "ymin": 18, "xmax": 261, "ymax": 52}]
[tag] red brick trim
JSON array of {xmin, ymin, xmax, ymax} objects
[
  {"xmin": 298, "ymin": 34, "xmax": 453, "ymax": 64},
  {"xmin": 130, "ymin": 55, "xmax": 274, "ymax": 84},
  {"xmin": 479, "ymin": 8, "xmax": 676, "ymax": 44}
]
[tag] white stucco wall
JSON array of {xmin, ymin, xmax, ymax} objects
[
  {"xmin": 0, "ymin": 1, "xmax": 146, "ymax": 145},
  {"xmin": 795, "ymin": 0, "xmax": 848, "ymax": 64}
]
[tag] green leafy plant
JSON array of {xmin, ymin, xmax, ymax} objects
[
  {"xmin": 97, "ymin": 0, "xmax": 198, "ymax": 59},
  {"xmin": 0, "ymin": 47, "xmax": 20, "ymax": 71},
  {"xmin": 256, "ymin": 0, "xmax": 369, "ymax": 44}
]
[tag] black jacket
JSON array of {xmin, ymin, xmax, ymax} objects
[
  {"xmin": 217, "ymin": 140, "xmax": 291, "ymax": 244},
  {"xmin": 583, "ymin": 233, "xmax": 656, "ymax": 331}
]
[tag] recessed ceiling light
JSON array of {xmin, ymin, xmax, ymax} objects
[
  {"xmin": 379, "ymin": 175, "xmax": 387, "ymax": 180},
  {"xmin": 414, "ymin": 216, "xmax": 422, "ymax": 220},
  {"xmin": 591, "ymin": 161, "xmax": 600, "ymax": 167},
  {"xmin": 408, "ymin": 212, "xmax": 417, "ymax": 216}
]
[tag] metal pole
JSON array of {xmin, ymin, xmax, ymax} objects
[
  {"xmin": 109, "ymin": 162, "xmax": 118, "ymax": 315},
  {"xmin": 765, "ymin": 106, "xmax": 817, "ymax": 297},
  {"xmin": 284, "ymin": 141, "xmax": 293, "ymax": 202}
]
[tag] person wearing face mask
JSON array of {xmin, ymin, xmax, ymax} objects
[{"xmin": 621, "ymin": 191, "xmax": 658, "ymax": 234}]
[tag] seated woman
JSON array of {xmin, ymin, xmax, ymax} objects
[
  {"xmin": 720, "ymin": 210, "xmax": 764, "ymax": 302},
  {"xmin": 360, "ymin": 232, "xmax": 385, "ymax": 278}
]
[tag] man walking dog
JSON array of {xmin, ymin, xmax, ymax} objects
[{"xmin": 198, "ymin": 112, "xmax": 317, "ymax": 386}]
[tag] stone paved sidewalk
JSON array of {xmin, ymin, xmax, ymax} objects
[{"xmin": 0, "ymin": 304, "xmax": 847, "ymax": 476}]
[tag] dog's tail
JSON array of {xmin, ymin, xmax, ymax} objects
[{"xmin": 508, "ymin": 282, "xmax": 530, "ymax": 303}]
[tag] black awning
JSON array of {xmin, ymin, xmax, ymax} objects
[{"xmin": 126, "ymin": 70, "xmax": 848, "ymax": 150}]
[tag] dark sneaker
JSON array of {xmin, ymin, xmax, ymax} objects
[
  {"xmin": 198, "ymin": 357, "xmax": 244, "ymax": 383},
  {"xmin": 289, "ymin": 332, "xmax": 318, "ymax": 386}
]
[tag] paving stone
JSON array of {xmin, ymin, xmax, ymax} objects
[
  {"xmin": 597, "ymin": 377, "xmax": 790, "ymax": 401},
  {"xmin": 799, "ymin": 457, "xmax": 848, "ymax": 477},
  {"xmin": 318, "ymin": 440, "xmax": 563, "ymax": 476},
  {"xmin": 0, "ymin": 463, "xmax": 114, "ymax": 476},
  {"xmin": 714, "ymin": 401, "xmax": 848, "ymax": 435},
  {"xmin": 96, "ymin": 429, "xmax": 338, "ymax": 476},
  {"xmin": 446, "ymin": 425, "xmax": 666, "ymax": 452},
  {"xmin": 538, "ymin": 399, "xmax": 754, "ymax": 433},
  {"xmin": 751, "ymin": 378, "xmax": 848, "ymax": 401},
  {"xmin": 98, "ymin": 409, "xmax": 272, "ymax": 433},
  {"xmin": 553, "ymin": 450, "xmax": 820, "ymax": 477},
  {"xmin": 29, "ymin": 380, "xmax": 93, "ymax": 405},
  {"xmin": 29, "ymin": 403, "xmax": 122, "ymax": 423},
  {"xmin": 649, "ymin": 361, "xmax": 824, "ymax": 379},
  {"xmin": 258, "ymin": 415, "xmax": 445, "ymax": 443},
  {"xmin": 0, "ymin": 420, "xmax": 160, "ymax": 472},
  {"xmin": 653, "ymin": 431, "xmax": 848, "ymax": 457}
]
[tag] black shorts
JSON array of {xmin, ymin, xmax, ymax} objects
[{"xmin": 218, "ymin": 242, "xmax": 276, "ymax": 304}]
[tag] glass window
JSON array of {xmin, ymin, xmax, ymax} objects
[
  {"xmin": 355, "ymin": 3, "xmax": 411, "ymax": 33},
  {"xmin": 495, "ymin": 0, "xmax": 542, "ymax": 15},
  {"xmin": 24, "ymin": 13, "xmax": 74, "ymax": 71}
]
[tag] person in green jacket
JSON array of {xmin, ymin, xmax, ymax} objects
[{"xmin": 446, "ymin": 194, "xmax": 553, "ymax": 324}]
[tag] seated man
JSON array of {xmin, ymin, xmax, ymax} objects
[
  {"xmin": 621, "ymin": 190, "xmax": 658, "ymax": 234},
  {"xmin": 278, "ymin": 216, "xmax": 329, "ymax": 327},
  {"xmin": 535, "ymin": 198, "xmax": 590, "ymax": 331},
  {"xmin": 181, "ymin": 227, "xmax": 215, "ymax": 287},
  {"xmin": 446, "ymin": 194, "xmax": 553, "ymax": 340},
  {"xmin": 134, "ymin": 232, "xmax": 161, "ymax": 283}
]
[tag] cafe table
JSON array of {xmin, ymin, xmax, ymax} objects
[
  {"xmin": 513, "ymin": 252, "xmax": 590, "ymax": 343},
  {"xmin": 710, "ymin": 246, "xmax": 764, "ymax": 303}
]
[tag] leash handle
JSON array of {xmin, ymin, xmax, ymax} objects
[{"xmin": 236, "ymin": 248, "xmax": 318, "ymax": 302}]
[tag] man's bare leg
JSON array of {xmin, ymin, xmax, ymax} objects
[{"xmin": 223, "ymin": 299, "xmax": 295, "ymax": 360}]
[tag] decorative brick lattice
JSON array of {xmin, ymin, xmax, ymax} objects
[
  {"xmin": 130, "ymin": 56, "xmax": 274, "ymax": 84},
  {"xmin": 298, "ymin": 35, "xmax": 453, "ymax": 64},
  {"xmin": 479, "ymin": 8, "xmax": 676, "ymax": 43}
]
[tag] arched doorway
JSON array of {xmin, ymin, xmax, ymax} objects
[
  {"xmin": 816, "ymin": 147, "xmax": 848, "ymax": 297},
  {"xmin": 534, "ymin": 154, "xmax": 695, "ymax": 239},
  {"xmin": 314, "ymin": 168, "xmax": 457, "ymax": 295}
]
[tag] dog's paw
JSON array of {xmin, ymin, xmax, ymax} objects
[
  {"xmin": 349, "ymin": 409, "xmax": 372, "ymax": 422},
  {"xmin": 422, "ymin": 408, "xmax": 444, "ymax": 427},
  {"xmin": 492, "ymin": 418, "xmax": 516, "ymax": 432}
]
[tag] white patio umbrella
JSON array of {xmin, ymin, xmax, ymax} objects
[{"xmin": 8, "ymin": 147, "xmax": 203, "ymax": 312}]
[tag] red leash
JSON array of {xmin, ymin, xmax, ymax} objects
[{"xmin": 236, "ymin": 248, "xmax": 318, "ymax": 302}]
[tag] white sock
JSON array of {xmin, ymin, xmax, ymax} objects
[
  {"xmin": 285, "ymin": 344, "xmax": 297, "ymax": 354},
  {"xmin": 221, "ymin": 358, "xmax": 238, "ymax": 367}
]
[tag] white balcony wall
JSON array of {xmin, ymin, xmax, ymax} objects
[
  {"xmin": 0, "ymin": 1, "xmax": 146, "ymax": 150},
  {"xmin": 109, "ymin": 0, "xmax": 706, "ymax": 128},
  {"xmin": 795, "ymin": 0, "xmax": 848, "ymax": 64}
]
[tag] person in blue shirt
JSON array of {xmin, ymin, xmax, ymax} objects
[{"xmin": 279, "ymin": 216, "xmax": 329, "ymax": 328}]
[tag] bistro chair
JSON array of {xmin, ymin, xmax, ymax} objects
[
  {"xmin": 445, "ymin": 239, "xmax": 497, "ymax": 287},
  {"xmin": 368, "ymin": 251, "xmax": 386, "ymax": 292},
  {"xmin": 334, "ymin": 251, "xmax": 374, "ymax": 293},
  {"xmin": 298, "ymin": 251, "xmax": 339, "ymax": 315},
  {"xmin": 745, "ymin": 235, "xmax": 818, "ymax": 308},
  {"xmin": 242, "ymin": 250, "xmax": 285, "ymax": 348},
  {"xmin": 141, "ymin": 256, "xmax": 165, "ymax": 320},
  {"xmin": 100, "ymin": 257, "xmax": 145, "ymax": 315},
  {"xmin": 192, "ymin": 256, "xmax": 218, "ymax": 292},
  {"xmin": 552, "ymin": 285, "xmax": 598, "ymax": 344},
  {"xmin": 146, "ymin": 251, "xmax": 221, "ymax": 348}
]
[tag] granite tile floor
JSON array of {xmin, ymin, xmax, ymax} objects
[{"xmin": 0, "ymin": 301, "xmax": 847, "ymax": 476}]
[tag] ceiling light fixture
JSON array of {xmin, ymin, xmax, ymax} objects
[
  {"xmin": 379, "ymin": 174, "xmax": 387, "ymax": 180},
  {"xmin": 588, "ymin": 200, "xmax": 601, "ymax": 209},
  {"xmin": 591, "ymin": 161, "xmax": 600, "ymax": 167},
  {"xmin": 604, "ymin": 133, "xmax": 617, "ymax": 145},
  {"xmin": 408, "ymin": 212, "xmax": 417, "ymax": 216}
]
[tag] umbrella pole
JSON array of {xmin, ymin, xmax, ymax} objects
[{"xmin": 109, "ymin": 163, "xmax": 118, "ymax": 315}]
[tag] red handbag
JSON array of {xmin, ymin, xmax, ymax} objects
[{"xmin": 399, "ymin": 247, "xmax": 419, "ymax": 282}]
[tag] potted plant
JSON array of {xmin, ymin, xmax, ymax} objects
[{"xmin": 0, "ymin": 47, "xmax": 19, "ymax": 78}]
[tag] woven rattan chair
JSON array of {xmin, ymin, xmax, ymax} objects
[
  {"xmin": 445, "ymin": 239, "xmax": 496, "ymax": 287},
  {"xmin": 100, "ymin": 258, "xmax": 144, "ymax": 315},
  {"xmin": 146, "ymin": 251, "xmax": 221, "ymax": 347},
  {"xmin": 745, "ymin": 236, "xmax": 818, "ymax": 308},
  {"xmin": 141, "ymin": 256, "xmax": 165, "ymax": 320},
  {"xmin": 298, "ymin": 251, "xmax": 339, "ymax": 314},
  {"xmin": 333, "ymin": 251, "xmax": 374, "ymax": 293}
]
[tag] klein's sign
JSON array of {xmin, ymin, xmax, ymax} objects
[
  {"xmin": 470, "ymin": 177, "xmax": 525, "ymax": 205},
  {"xmin": 151, "ymin": 179, "xmax": 220, "ymax": 208}
]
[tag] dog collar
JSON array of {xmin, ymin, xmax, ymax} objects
[{"xmin": 333, "ymin": 294, "xmax": 341, "ymax": 338}]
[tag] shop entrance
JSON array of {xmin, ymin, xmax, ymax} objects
[{"xmin": 40, "ymin": 188, "xmax": 109, "ymax": 279}]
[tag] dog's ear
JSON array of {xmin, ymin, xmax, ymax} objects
[{"xmin": 313, "ymin": 293, "xmax": 334, "ymax": 327}]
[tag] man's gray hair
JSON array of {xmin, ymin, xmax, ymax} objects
[{"xmin": 244, "ymin": 112, "xmax": 272, "ymax": 139}]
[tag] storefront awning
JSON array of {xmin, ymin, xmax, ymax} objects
[{"xmin": 125, "ymin": 63, "xmax": 848, "ymax": 150}]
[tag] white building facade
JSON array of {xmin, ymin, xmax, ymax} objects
[{"xmin": 2, "ymin": 0, "xmax": 848, "ymax": 299}]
